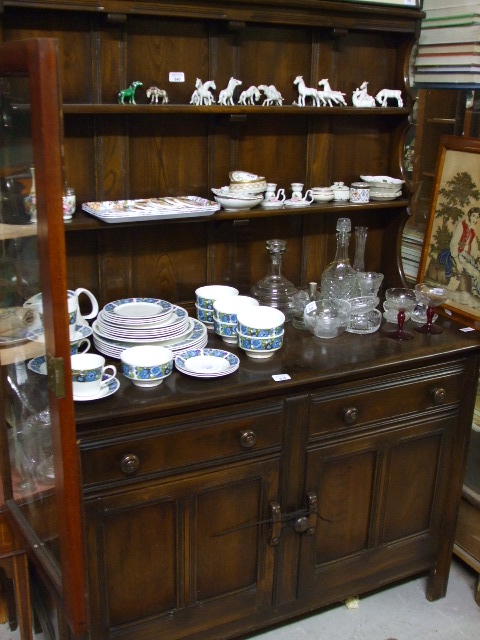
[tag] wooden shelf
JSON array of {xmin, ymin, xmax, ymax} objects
[{"xmin": 62, "ymin": 103, "xmax": 409, "ymax": 116}]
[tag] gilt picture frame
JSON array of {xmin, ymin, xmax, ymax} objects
[{"xmin": 417, "ymin": 135, "xmax": 480, "ymax": 328}]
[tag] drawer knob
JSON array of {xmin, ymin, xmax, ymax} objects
[
  {"xmin": 432, "ymin": 387, "xmax": 447, "ymax": 404},
  {"xmin": 240, "ymin": 430, "xmax": 257, "ymax": 449},
  {"xmin": 120, "ymin": 453, "xmax": 140, "ymax": 475},
  {"xmin": 343, "ymin": 406, "xmax": 359, "ymax": 425}
]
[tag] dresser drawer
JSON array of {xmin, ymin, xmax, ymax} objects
[
  {"xmin": 81, "ymin": 399, "xmax": 283, "ymax": 487},
  {"xmin": 308, "ymin": 363, "xmax": 465, "ymax": 438}
]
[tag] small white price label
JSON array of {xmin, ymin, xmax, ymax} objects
[
  {"xmin": 169, "ymin": 72, "xmax": 185, "ymax": 83},
  {"xmin": 272, "ymin": 374, "xmax": 291, "ymax": 382}
]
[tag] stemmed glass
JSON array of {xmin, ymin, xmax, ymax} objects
[
  {"xmin": 414, "ymin": 283, "xmax": 448, "ymax": 335},
  {"xmin": 382, "ymin": 288, "xmax": 417, "ymax": 341}
]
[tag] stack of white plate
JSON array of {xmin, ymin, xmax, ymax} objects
[
  {"xmin": 92, "ymin": 297, "xmax": 208, "ymax": 359},
  {"xmin": 175, "ymin": 348, "xmax": 239, "ymax": 379}
]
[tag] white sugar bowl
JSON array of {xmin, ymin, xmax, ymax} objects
[{"xmin": 330, "ymin": 181, "xmax": 350, "ymax": 201}]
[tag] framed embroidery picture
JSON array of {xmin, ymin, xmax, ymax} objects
[{"xmin": 417, "ymin": 135, "xmax": 480, "ymax": 328}]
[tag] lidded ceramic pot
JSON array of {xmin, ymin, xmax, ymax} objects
[{"xmin": 330, "ymin": 181, "xmax": 350, "ymax": 201}]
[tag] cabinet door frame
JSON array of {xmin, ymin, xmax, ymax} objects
[{"xmin": 0, "ymin": 38, "xmax": 88, "ymax": 635}]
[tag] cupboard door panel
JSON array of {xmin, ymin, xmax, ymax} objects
[
  {"xmin": 382, "ymin": 432, "xmax": 442, "ymax": 542},
  {"xmin": 310, "ymin": 448, "xmax": 377, "ymax": 563},
  {"xmin": 86, "ymin": 459, "xmax": 279, "ymax": 638},
  {"xmin": 299, "ymin": 420, "xmax": 453, "ymax": 604},
  {"xmin": 102, "ymin": 498, "xmax": 177, "ymax": 624}
]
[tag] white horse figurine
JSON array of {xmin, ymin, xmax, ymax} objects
[
  {"xmin": 190, "ymin": 78, "xmax": 216, "ymax": 105},
  {"xmin": 146, "ymin": 86, "xmax": 169, "ymax": 104},
  {"xmin": 218, "ymin": 77, "xmax": 242, "ymax": 105},
  {"xmin": 317, "ymin": 79, "xmax": 347, "ymax": 107},
  {"xmin": 238, "ymin": 85, "xmax": 261, "ymax": 105},
  {"xmin": 293, "ymin": 75, "xmax": 321, "ymax": 107},
  {"xmin": 258, "ymin": 84, "xmax": 284, "ymax": 106},
  {"xmin": 375, "ymin": 88, "xmax": 403, "ymax": 107},
  {"xmin": 352, "ymin": 81, "xmax": 376, "ymax": 108}
]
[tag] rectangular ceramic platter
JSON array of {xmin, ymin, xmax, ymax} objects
[{"xmin": 82, "ymin": 196, "xmax": 220, "ymax": 223}]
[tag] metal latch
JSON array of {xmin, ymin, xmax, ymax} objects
[{"xmin": 46, "ymin": 353, "xmax": 65, "ymax": 398}]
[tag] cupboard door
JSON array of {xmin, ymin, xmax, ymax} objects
[
  {"xmin": 0, "ymin": 39, "xmax": 87, "ymax": 635},
  {"xmin": 297, "ymin": 418, "xmax": 453, "ymax": 606},
  {"xmin": 85, "ymin": 458, "xmax": 279, "ymax": 640}
]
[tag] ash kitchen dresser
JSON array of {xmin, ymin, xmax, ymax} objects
[{"xmin": 1, "ymin": 2, "xmax": 480, "ymax": 640}]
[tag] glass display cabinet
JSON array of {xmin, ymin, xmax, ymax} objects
[{"xmin": 0, "ymin": 39, "xmax": 87, "ymax": 635}]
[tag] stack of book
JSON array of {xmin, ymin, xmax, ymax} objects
[
  {"xmin": 401, "ymin": 225, "xmax": 424, "ymax": 284},
  {"xmin": 414, "ymin": 0, "xmax": 480, "ymax": 87}
]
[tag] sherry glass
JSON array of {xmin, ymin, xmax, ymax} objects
[
  {"xmin": 382, "ymin": 288, "xmax": 417, "ymax": 341},
  {"xmin": 414, "ymin": 283, "xmax": 447, "ymax": 335}
]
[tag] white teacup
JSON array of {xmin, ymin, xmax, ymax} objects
[
  {"xmin": 67, "ymin": 288, "xmax": 99, "ymax": 338},
  {"xmin": 70, "ymin": 338, "xmax": 91, "ymax": 355},
  {"xmin": 71, "ymin": 353, "xmax": 116, "ymax": 398}
]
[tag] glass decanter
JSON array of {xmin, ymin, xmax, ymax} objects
[
  {"xmin": 321, "ymin": 217, "xmax": 360, "ymax": 300},
  {"xmin": 251, "ymin": 239, "xmax": 298, "ymax": 321}
]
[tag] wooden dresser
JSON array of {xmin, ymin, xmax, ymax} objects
[
  {"xmin": 2, "ymin": 2, "xmax": 480, "ymax": 639},
  {"xmin": 75, "ymin": 321, "xmax": 480, "ymax": 640}
]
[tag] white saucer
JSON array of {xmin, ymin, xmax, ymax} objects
[
  {"xmin": 175, "ymin": 348, "xmax": 239, "ymax": 378},
  {"xmin": 73, "ymin": 377, "xmax": 120, "ymax": 401},
  {"xmin": 261, "ymin": 200, "xmax": 285, "ymax": 208},
  {"xmin": 284, "ymin": 199, "xmax": 311, "ymax": 207}
]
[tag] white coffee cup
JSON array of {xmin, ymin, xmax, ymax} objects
[
  {"xmin": 67, "ymin": 288, "xmax": 98, "ymax": 338},
  {"xmin": 71, "ymin": 353, "xmax": 116, "ymax": 398}
]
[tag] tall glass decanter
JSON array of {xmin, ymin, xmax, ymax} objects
[
  {"xmin": 321, "ymin": 217, "xmax": 359, "ymax": 300},
  {"xmin": 251, "ymin": 239, "xmax": 298, "ymax": 321}
]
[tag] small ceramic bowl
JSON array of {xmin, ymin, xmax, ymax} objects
[
  {"xmin": 237, "ymin": 306, "xmax": 285, "ymax": 337},
  {"xmin": 214, "ymin": 193, "xmax": 264, "ymax": 210},
  {"xmin": 304, "ymin": 298, "xmax": 351, "ymax": 339},
  {"xmin": 311, "ymin": 187, "xmax": 335, "ymax": 202},
  {"xmin": 213, "ymin": 295, "xmax": 259, "ymax": 324},
  {"xmin": 195, "ymin": 304, "xmax": 214, "ymax": 324},
  {"xmin": 238, "ymin": 332, "xmax": 284, "ymax": 359},
  {"xmin": 195, "ymin": 285, "xmax": 239, "ymax": 310},
  {"xmin": 213, "ymin": 318, "xmax": 239, "ymax": 343},
  {"xmin": 120, "ymin": 345, "xmax": 173, "ymax": 388}
]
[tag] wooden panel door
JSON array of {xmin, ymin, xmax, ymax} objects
[
  {"xmin": 85, "ymin": 457, "xmax": 279, "ymax": 640},
  {"xmin": 297, "ymin": 417, "xmax": 454, "ymax": 607}
]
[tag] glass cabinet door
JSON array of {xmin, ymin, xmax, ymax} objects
[{"xmin": 0, "ymin": 39, "xmax": 87, "ymax": 635}]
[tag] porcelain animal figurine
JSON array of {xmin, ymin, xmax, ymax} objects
[
  {"xmin": 352, "ymin": 81, "xmax": 376, "ymax": 108},
  {"xmin": 317, "ymin": 79, "xmax": 347, "ymax": 106},
  {"xmin": 117, "ymin": 81, "xmax": 143, "ymax": 105},
  {"xmin": 190, "ymin": 78, "xmax": 216, "ymax": 105},
  {"xmin": 258, "ymin": 84, "xmax": 284, "ymax": 106},
  {"xmin": 218, "ymin": 77, "xmax": 242, "ymax": 105},
  {"xmin": 293, "ymin": 75, "xmax": 321, "ymax": 107},
  {"xmin": 238, "ymin": 85, "xmax": 261, "ymax": 105},
  {"xmin": 146, "ymin": 86, "xmax": 169, "ymax": 104},
  {"xmin": 375, "ymin": 88, "xmax": 403, "ymax": 107}
]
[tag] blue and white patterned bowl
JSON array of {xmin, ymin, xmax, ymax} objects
[
  {"xmin": 195, "ymin": 304, "xmax": 214, "ymax": 324},
  {"xmin": 238, "ymin": 332, "xmax": 284, "ymax": 358},
  {"xmin": 120, "ymin": 345, "xmax": 174, "ymax": 387},
  {"xmin": 213, "ymin": 295, "xmax": 259, "ymax": 324},
  {"xmin": 213, "ymin": 318, "xmax": 238, "ymax": 344},
  {"xmin": 237, "ymin": 306, "xmax": 285, "ymax": 338},
  {"xmin": 195, "ymin": 285, "xmax": 239, "ymax": 310}
]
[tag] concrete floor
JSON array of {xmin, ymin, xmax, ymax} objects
[{"xmin": 1, "ymin": 558, "xmax": 479, "ymax": 640}]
